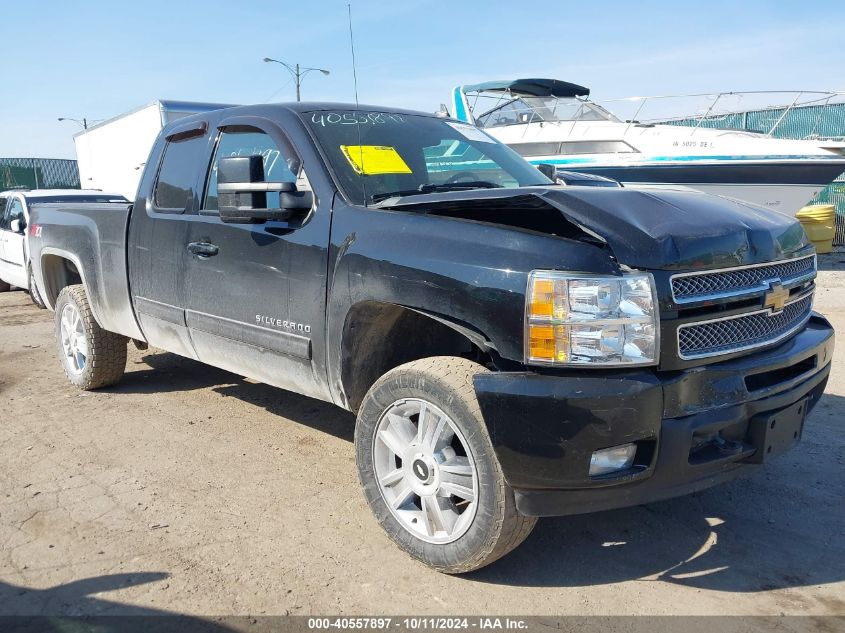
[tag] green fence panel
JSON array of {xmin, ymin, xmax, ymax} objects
[{"xmin": 0, "ymin": 158, "xmax": 79, "ymax": 190}]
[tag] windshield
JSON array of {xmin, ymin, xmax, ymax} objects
[
  {"xmin": 474, "ymin": 96, "xmax": 620, "ymax": 128},
  {"xmin": 304, "ymin": 110, "xmax": 551, "ymax": 205}
]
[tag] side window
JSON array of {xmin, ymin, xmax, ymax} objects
[
  {"xmin": 0, "ymin": 197, "xmax": 8, "ymax": 229},
  {"xmin": 203, "ymin": 127, "xmax": 299, "ymax": 211},
  {"xmin": 153, "ymin": 134, "xmax": 207, "ymax": 212},
  {"xmin": 7, "ymin": 199, "xmax": 25, "ymax": 228}
]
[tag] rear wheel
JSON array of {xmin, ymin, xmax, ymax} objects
[
  {"xmin": 355, "ymin": 356, "xmax": 536, "ymax": 573},
  {"xmin": 54, "ymin": 284, "xmax": 127, "ymax": 390},
  {"xmin": 28, "ymin": 265, "xmax": 45, "ymax": 309},
  {"xmin": 0, "ymin": 279, "xmax": 9, "ymax": 292}
]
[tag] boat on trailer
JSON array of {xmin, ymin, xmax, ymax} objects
[{"xmin": 450, "ymin": 79, "xmax": 845, "ymax": 215}]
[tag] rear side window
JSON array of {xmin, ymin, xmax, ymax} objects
[{"xmin": 153, "ymin": 135, "xmax": 207, "ymax": 212}]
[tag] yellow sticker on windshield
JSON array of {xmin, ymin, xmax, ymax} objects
[{"xmin": 340, "ymin": 145, "xmax": 412, "ymax": 175}]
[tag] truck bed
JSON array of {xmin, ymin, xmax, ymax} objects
[{"xmin": 29, "ymin": 201, "xmax": 144, "ymax": 341}]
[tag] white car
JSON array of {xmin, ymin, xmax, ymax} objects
[{"xmin": 0, "ymin": 189, "xmax": 127, "ymax": 306}]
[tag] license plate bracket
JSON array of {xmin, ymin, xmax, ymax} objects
[{"xmin": 745, "ymin": 397, "xmax": 808, "ymax": 464}]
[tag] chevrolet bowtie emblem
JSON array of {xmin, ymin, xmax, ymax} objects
[{"xmin": 763, "ymin": 281, "xmax": 789, "ymax": 314}]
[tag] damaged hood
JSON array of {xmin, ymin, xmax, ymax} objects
[{"xmin": 378, "ymin": 186, "xmax": 811, "ymax": 270}]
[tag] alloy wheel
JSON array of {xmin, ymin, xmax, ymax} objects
[
  {"xmin": 373, "ymin": 398, "xmax": 478, "ymax": 544},
  {"xmin": 60, "ymin": 303, "xmax": 88, "ymax": 374}
]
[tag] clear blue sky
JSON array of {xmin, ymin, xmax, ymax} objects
[{"xmin": 4, "ymin": 0, "xmax": 844, "ymax": 158}]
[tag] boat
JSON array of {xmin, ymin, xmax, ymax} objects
[{"xmin": 449, "ymin": 79, "xmax": 845, "ymax": 215}]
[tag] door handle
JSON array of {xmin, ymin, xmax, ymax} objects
[{"xmin": 187, "ymin": 242, "xmax": 219, "ymax": 258}]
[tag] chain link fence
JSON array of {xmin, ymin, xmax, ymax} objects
[{"xmin": 0, "ymin": 158, "xmax": 80, "ymax": 190}]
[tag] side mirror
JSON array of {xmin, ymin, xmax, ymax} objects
[
  {"xmin": 10, "ymin": 218, "xmax": 24, "ymax": 234},
  {"xmin": 217, "ymin": 155, "xmax": 312, "ymax": 224},
  {"xmin": 536, "ymin": 163, "xmax": 557, "ymax": 181}
]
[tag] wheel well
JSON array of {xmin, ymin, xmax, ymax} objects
[
  {"xmin": 340, "ymin": 301, "xmax": 492, "ymax": 412},
  {"xmin": 40, "ymin": 255, "xmax": 82, "ymax": 308}
]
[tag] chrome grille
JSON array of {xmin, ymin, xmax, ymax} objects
[
  {"xmin": 677, "ymin": 293, "xmax": 813, "ymax": 359},
  {"xmin": 672, "ymin": 255, "xmax": 816, "ymax": 303}
]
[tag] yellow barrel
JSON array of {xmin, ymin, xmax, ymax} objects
[{"xmin": 796, "ymin": 204, "xmax": 836, "ymax": 254}]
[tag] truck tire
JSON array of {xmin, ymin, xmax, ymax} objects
[
  {"xmin": 0, "ymin": 280, "xmax": 9, "ymax": 292},
  {"xmin": 355, "ymin": 356, "xmax": 537, "ymax": 573},
  {"xmin": 28, "ymin": 265, "xmax": 46, "ymax": 309},
  {"xmin": 54, "ymin": 284, "xmax": 127, "ymax": 390}
]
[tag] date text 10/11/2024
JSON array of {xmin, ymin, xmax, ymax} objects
[{"xmin": 307, "ymin": 617, "xmax": 530, "ymax": 630}]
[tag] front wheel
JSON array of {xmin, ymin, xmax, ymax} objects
[
  {"xmin": 54, "ymin": 284, "xmax": 127, "ymax": 390},
  {"xmin": 355, "ymin": 357, "xmax": 536, "ymax": 573}
]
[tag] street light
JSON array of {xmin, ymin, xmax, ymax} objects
[
  {"xmin": 262, "ymin": 57, "xmax": 330, "ymax": 102},
  {"xmin": 58, "ymin": 117, "xmax": 94, "ymax": 130}
]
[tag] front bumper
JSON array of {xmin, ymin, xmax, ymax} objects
[{"xmin": 474, "ymin": 314, "xmax": 834, "ymax": 517}]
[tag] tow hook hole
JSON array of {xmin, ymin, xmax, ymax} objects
[
  {"xmin": 767, "ymin": 446, "xmax": 773, "ymax": 454},
  {"xmin": 793, "ymin": 431, "xmax": 799, "ymax": 439},
  {"xmin": 770, "ymin": 420, "xmax": 777, "ymax": 430}
]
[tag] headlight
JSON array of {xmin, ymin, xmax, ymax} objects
[{"xmin": 526, "ymin": 271, "xmax": 659, "ymax": 366}]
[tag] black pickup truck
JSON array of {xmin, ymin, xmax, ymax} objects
[{"xmin": 29, "ymin": 103, "xmax": 834, "ymax": 573}]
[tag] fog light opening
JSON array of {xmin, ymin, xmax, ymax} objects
[{"xmin": 590, "ymin": 443, "xmax": 637, "ymax": 477}]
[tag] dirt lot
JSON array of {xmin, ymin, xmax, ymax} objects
[{"xmin": 1, "ymin": 255, "xmax": 844, "ymax": 619}]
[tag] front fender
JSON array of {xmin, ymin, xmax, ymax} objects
[{"xmin": 324, "ymin": 202, "xmax": 617, "ymax": 406}]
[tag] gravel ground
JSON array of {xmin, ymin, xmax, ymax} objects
[{"xmin": 0, "ymin": 254, "xmax": 843, "ymax": 619}]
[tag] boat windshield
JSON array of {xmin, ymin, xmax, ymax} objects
[{"xmin": 474, "ymin": 96, "xmax": 620, "ymax": 128}]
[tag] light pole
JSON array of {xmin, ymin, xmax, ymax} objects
[
  {"xmin": 58, "ymin": 117, "xmax": 94, "ymax": 130},
  {"xmin": 262, "ymin": 57, "xmax": 330, "ymax": 101}
]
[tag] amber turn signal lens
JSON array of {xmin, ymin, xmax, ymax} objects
[
  {"xmin": 529, "ymin": 279, "xmax": 554, "ymax": 317},
  {"xmin": 528, "ymin": 324, "xmax": 556, "ymax": 361}
]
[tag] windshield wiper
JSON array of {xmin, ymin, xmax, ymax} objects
[{"xmin": 371, "ymin": 181, "xmax": 502, "ymax": 204}]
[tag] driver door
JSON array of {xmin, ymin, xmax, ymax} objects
[{"xmin": 183, "ymin": 120, "xmax": 332, "ymax": 401}]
